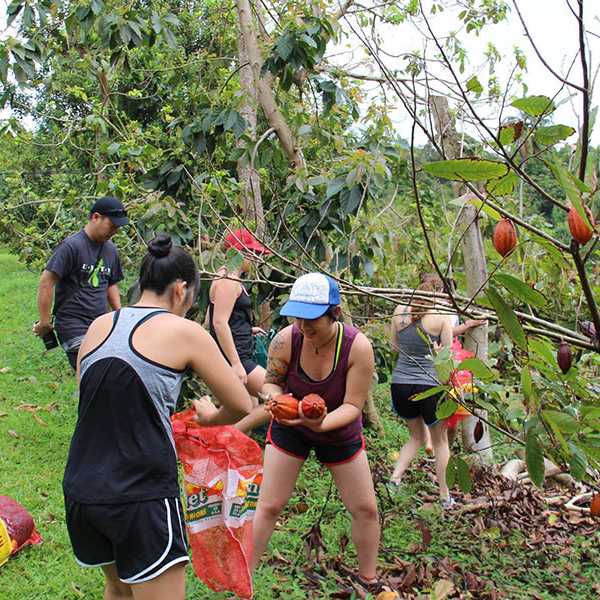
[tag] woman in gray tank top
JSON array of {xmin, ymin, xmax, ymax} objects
[
  {"xmin": 388, "ymin": 277, "xmax": 456, "ymax": 509},
  {"xmin": 64, "ymin": 235, "xmax": 252, "ymax": 600}
]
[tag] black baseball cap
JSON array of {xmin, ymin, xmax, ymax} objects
[{"xmin": 90, "ymin": 196, "xmax": 129, "ymax": 227}]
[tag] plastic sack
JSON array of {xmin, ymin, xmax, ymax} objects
[
  {"xmin": 0, "ymin": 496, "xmax": 42, "ymax": 567},
  {"xmin": 171, "ymin": 409, "xmax": 263, "ymax": 599}
]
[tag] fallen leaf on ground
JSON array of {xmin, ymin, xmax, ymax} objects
[{"xmin": 431, "ymin": 578, "xmax": 455, "ymax": 600}]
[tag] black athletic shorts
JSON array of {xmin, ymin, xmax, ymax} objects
[
  {"xmin": 65, "ymin": 496, "xmax": 188, "ymax": 584},
  {"xmin": 267, "ymin": 421, "xmax": 365, "ymax": 466},
  {"xmin": 66, "ymin": 347, "xmax": 79, "ymax": 370},
  {"xmin": 391, "ymin": 383, "xmax": 442, "ymax": 426},
  {"xmin": 240, "ymin": 356, "xmax": 258, "ymax": 376}
]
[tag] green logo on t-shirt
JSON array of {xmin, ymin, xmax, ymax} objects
[{"xmin": 89, "ymin": 258, "xmax": 104, "ymax": 288}]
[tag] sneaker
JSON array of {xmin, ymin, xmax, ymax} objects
[{"xmin": 441, "ymin": 495, "xmax": 457, "ymax": 511}]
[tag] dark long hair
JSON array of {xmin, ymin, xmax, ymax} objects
[{"xmin": 139, "ymin": 234, "xmax": 200, "ymax": 301}]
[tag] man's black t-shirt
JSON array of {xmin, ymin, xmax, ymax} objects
[{"xmin": 46, "ymin": 230, "xmax": 123, "ymax": 346}]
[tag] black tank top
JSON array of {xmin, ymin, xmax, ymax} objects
[{"xmin": 208, "ymin": 284, "xmax": 255, "ymax": 361}]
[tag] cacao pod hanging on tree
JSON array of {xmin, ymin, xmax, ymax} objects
[
  {"xmin": 301, "ymin": 394, "xmax": 326, "ymax": 419},
  {"xmin": 591, "ymin": 494, "xmax": 600, "ymax": 517},
  {"xmin": 567, "ymin": 206, "xmax": 595, "ymax": 245},
  {"xmin": 556, "ymin": 342, "xmax": 572, "ymax": 374},
  {"xmin": 267, "ymin": 394, "xmax": 299, "ymax": 420},
  {"xmin": 493, "ymin": 218, "xmax": 517, "ymax": 257}
]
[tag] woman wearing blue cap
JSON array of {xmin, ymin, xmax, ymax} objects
[{"xmin": 250, "ymin": 273, "xmax": 381, "ymax": 592}]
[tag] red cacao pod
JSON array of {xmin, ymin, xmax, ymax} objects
[
  {"xmin": 268, "ymin": 393, "xmax": 299, "ymax": 420},
  {"xmin": 300, "ymin": 394, "xmax": 326, "ymax": 419},
  {"xmin": 567, "ymin": 206, "xmax": 595, "ymax": 245},
  {"xmin": 492, "ymin": 218, "xmax": 517, "ymax": 257},
  {"xmin": 556, "ymin": 341, "xmax": 572, "ymax": 374},
  {"xmin": 591, "ymin": 493, "xmax": 600, "ymax": 517}
]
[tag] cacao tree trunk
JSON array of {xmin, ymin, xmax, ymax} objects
[
  {"xmin": 236, "ymin": 20, "xmax": 265, "ymax": 236},
  {"xmin": 429, "ymin": 95, "xmax": 493, "ymax": 463},
  {"xmin": 236, "ymin": 0, "xmax": 305, "ymax": 170}
]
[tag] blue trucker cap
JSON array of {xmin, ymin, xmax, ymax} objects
[{"xmin": 280, "ymin": 273, "xmax": 340, "ymax": 319}]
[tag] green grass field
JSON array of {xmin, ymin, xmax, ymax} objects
[{"xmin": 1, "ymin": 250, "xmax": 599, "ymax": 599}]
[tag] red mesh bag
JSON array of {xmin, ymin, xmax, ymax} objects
[
  {"xmin": 0, "ymin": 496, "xmax": 42, "ymax": 562},
  {"xmin": 171, "ymin": 409, "xmax": 263, "ymax": 599}
]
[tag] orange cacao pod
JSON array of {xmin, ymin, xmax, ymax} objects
[
  {"xmin": 591, "ymin": 493, "xmax": 600, "ymax": 517},
  {"xmin": 301, "ymin": 394, "xmax": 326, "ymax": 419},
  {"xmin": 556, "ymin": 341, "xmax": 572, "ymax": 374},
  {"xmin": 268, "ymin": 394, "xmax": 299, "ymax": 420},
  {"xmin": 567, "ymin": 206, "xmax": 595, "ymax": 245},
  {"xmin": 492, "ymin": 218, "xmax": 517, "ymax": 257}
]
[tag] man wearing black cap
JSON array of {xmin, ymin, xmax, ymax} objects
[{"xmin": 33, "ymin": 196, "xmax": 129, "ymax": 369}]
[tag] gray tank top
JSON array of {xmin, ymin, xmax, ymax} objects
[
  {"xmin": 391, "ymin": 321, "xmax": 440, "ymax": 385},
  {"xmin": 80, "ymin": 306, "xmax": 185, "ymax": 453}
]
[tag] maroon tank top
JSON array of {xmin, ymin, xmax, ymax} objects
[{"xmin": 285, "ymin": 323, "xmax": 362, "ymax": 444}]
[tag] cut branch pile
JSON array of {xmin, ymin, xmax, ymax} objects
[{"xmin": 451, "ymin": 465, "xmax": 598, "ymax": 543}]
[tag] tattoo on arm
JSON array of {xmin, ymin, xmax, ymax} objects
[
  {"xmin": 269, "ymin": 332, "xmax": 285, "ymax": 353},
  {"xmin": 265, "ymin": 357, "xmax": 288, "ymax": 386}
]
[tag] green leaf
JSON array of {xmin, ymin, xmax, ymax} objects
[
  {"xmin": 582, "ymin": 407, "xmax": 600, "ymax": 422},
  {"xmin": 462, "ymin": 195, "xmax": 502, "ymax": 220},
  {"xmin": 568, "ymin": 443, "xmax": 588, "ymax": 480},
  {"xmin": 340, "ymin": 186, "xmax": 362, "ymax": 215},
  {"xmin": 300, "ymin": 33, "xmax": 317, "ymax": 48},
  {"xmin": 228, "ymin": 147, "xmax": 245, "ymax": 162},
  {"xmin": 456, "ymin": 458, "xmax": 472, "ymax": 493},
  {"xmin": 521, "ymin": 366, "xmax": 532, "ymax": 401},
  {"xmin": 435, "ymin": 398, "xmax": 458, "ymax": 419},
  {"xmin": 466, "ymin": 75, "xmax": 483, "ymax": 94},
  {"xmin": 542, "ymin": 410, "xmax": 578, "ymax": 434},
  {"xmin": 534, "ymin": 125, "xmax": 576, "ymax": 146},
  {"xmin": 486, "ymin": 170, "xmax": 518, "ymax": 196},
  {"xmin": 456, "ymin": 358, "xmax": 495, "ymax": 382},
  {"xmin": 548, "ymin": 160, "xmax": 593, "ymax": 229},
  {"xmin": 528, "ymin": 337, "xmax": 555, "ymax": 366},
  {"xmin": 511, "ymin": 95, "xmax": 556, "ymax": 117},
  {"xmin": 275, "ymin": 34, "xmax": 294, "ymax": 60},
  {"xmin": 446, "ymin": 457, "xmax": 458, "ymax": 488},
  {"xmin": 530, "ymin": 235, "xmax": 569, "ymax": 267},
  {"xmin": 499, "ymin": 121, "xmax": 523, "ymax": 145},
  {"xmin": 107, "ymin": 142, "xmax": 120, "ymax": 155},
  {"xmin": 494, "ymin": 273, "xmax": 546, "ymax": 308},
  {"xmin": 410, "ymin": 385, "xmax": 448, "ymax": 401},
  {"xmin": 326, "ymin": 177, "xmax": 345, "ymax": 199},
  {"xmin": 525, "ymin": 429, "xmax": 545, "ymax": 487},
  {"xmin": 7, "ymin": 0, "xmax": 23, "ymax": 26},
  {"xmin": 224, "ymin": 110, "xmax": 238, "ymax": 132},
  {"xmin": 423, "ymin": 158, "xmax": 509, "ymax": 182},
  {"xmin": 434, "ymin": 353, "xmax": 454, "ymax": 384},
  {"xmin": 486, "ymin": 286, "xmax": 528, "ymax": 351}
]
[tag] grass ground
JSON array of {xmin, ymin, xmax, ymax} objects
[{"xmin": 1, "ymin": 250, "xmax": 599, "ymax": 599}]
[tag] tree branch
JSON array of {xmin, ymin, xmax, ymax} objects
[{"xmin": 511, "ymin": 0, "xmax": 586, "ymax": 93}]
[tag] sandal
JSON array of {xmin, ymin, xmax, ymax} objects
[{"xmin": 353, "ymin": 573, "xmax": 386, "ymax": 594}]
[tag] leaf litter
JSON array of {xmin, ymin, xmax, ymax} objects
[{"xmin": 266, "ymin": 458, "xmax": 598, "ymax": 599}]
